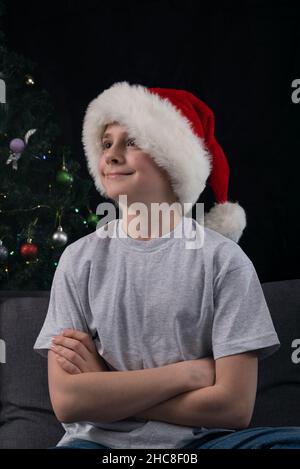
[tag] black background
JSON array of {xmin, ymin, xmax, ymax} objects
[{"xmin": 3, "ymin": 0, "xmax": 300, "ymax": 282}]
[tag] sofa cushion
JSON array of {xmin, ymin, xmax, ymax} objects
[
  {"xmin": 0, "ymin": 292, "xmax": 64, "ymax": 449},
  {"xmin": 250, "ymin": 279, "xmax": 300, "ymax": 426}
]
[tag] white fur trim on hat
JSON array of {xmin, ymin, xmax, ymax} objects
[
  {"xmin": 82, "ymin": 81, "xmax": 212, "ymax": 214},
  {"xmin": 204, "ymin": 201, "xmax": 247, "ymax": 243}
]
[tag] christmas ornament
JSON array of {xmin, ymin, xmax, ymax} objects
[
  {"xmin": 20, "ymin": 241, "xmax": 38, "ymax": 260},
  {"xmin": 0, "ymin": 240, "xmax": 8, "ymax": 263},
  {"xmin": 87, "ymin": 213, "xmax": 99, "ymax": 226},
  {"xmin": 6, "ymin": 129, "xmax": 37, "ymax": 170},
  {"xmin": 56, "ymin": 152, "xmax": 73, "ymax": 186},
  {"xmin": 56, "ymin": 168, "xmax": 73, "ymax": 186},
  {"xmin": 9, "ymin": 138, "xmax": 25, "ymax": 153},
  {"xmin": 52, "ymin": 225, "xmax": 68, "ymax": 247}
]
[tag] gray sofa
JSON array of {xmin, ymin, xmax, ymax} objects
[{"xmin": 0, "ymin": 279, "xmax": 299, "ymax": 448}]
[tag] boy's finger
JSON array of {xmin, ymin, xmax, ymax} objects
[
  {"xmin": 51, "ymin": 344, "xmax": 86, "ymax": 371},
  {"xmin": 60, "ymin": 329, "xmax": 95, "ymax": 353},
  {"xmin": 54, "ymin": 353, "xmax": 81, "ymax": 375},
  {"xmin": 52, "ymin": 336, "xmax": 89, "ymax": 361}
]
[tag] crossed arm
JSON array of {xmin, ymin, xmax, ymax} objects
[{"xmin": 48, "ymin": 329, "xmax": 258, "ymax": 429}]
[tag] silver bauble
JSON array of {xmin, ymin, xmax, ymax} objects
[{"xmin": 52, "ymin": 226, "xmax": 68, "ymax": 247}]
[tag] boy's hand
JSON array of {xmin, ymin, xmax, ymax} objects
[{"xmin": 51, "ymin": 329, "xmax": 109, "ymax": 375}]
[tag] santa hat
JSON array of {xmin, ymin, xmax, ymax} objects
[{"xmin": 82, "ymin": 81, "xmax": 246, "ymax": 243}]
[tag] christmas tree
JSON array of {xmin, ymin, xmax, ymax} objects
[{"xmin": 0, "ymin": 0, "xmax": 100, "ymax": 290}]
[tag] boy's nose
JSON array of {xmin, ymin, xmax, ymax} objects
[{"xmin": 105, "ymin": 151, "xmax": 125, "ymax": 165}]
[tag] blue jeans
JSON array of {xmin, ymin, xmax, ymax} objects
[
  {"xmin": 50, "ymin": 427, "xmax": 300, "ymax": 449},
  {"xmin": 49, "ymin": 439, "xmax": 110, "ymax": 449},
  {"xmin": 184, "ymin": 426, "xmax": 300, "ymax": 449}
]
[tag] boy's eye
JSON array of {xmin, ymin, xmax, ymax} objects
[{"xmin": 101, "ymin": 139, "xmax": 136, "ymax": 150}]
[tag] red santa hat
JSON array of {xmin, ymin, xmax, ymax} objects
[{"xmin": 82, "ymin": 81, "xmax": 247, "ymax": 242}]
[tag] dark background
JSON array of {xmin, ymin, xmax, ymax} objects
[{"xmin": 3, "ymin": 0, "xmax": 300, "ymax": 282}]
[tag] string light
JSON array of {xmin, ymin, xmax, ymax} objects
[
  {"xmin": 25, "ymin": 74, "xmax": 35, "ymax": 85},
  {"xmin": 0, "ymin": 204, "xmax": 51, "ymax": 214}
]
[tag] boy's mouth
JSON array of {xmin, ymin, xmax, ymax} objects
[{"xmin": 106, "ymin": 172, "xmax": 134, "ymax": 178}]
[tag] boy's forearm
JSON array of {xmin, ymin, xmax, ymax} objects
[
  {"xmin": 134, "ymin": 385, "xmax": 247, "ymax": 429},
  {"xmin": 63, "ymin": 363, "xmax": 190, "ymax": 423}
]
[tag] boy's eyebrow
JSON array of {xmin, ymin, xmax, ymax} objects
[{"xmin": 102, "ymin": 131, "xmax": 129, "ymax": 140}]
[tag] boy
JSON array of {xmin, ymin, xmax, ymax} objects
[{"xmin": 34, "ymin": 82, "xmax": 299, "ymax": 449}]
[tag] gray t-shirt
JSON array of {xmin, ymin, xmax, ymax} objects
[{"xmin": 33, "ymin": 216, "xmax": 280, "ymax": 449}]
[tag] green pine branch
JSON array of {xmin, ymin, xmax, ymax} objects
[{"xmin": 0, "ymin": 3, "xmax": 102, "ymax": 290}]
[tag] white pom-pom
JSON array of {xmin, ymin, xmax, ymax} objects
[{"xmin": 204, "ymin": 201, "xmax": 247, "ymax": 243}]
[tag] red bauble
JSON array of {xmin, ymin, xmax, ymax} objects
[{"xmin": 20, "ymin": 242, "xmax": 38, "ymax": 260}]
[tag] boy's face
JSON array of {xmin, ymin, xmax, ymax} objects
[{"xmin": 99, "ymin": 122, "xmax": 178, "ymax": 206}]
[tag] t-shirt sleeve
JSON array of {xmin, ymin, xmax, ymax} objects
[
  {"xmin": 33, "ymin": 246, "xmax": 89, "ymax": 358},
  {"xmin": 212, "ymin": 261, "xmax": 281, "ymax": 361}
]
